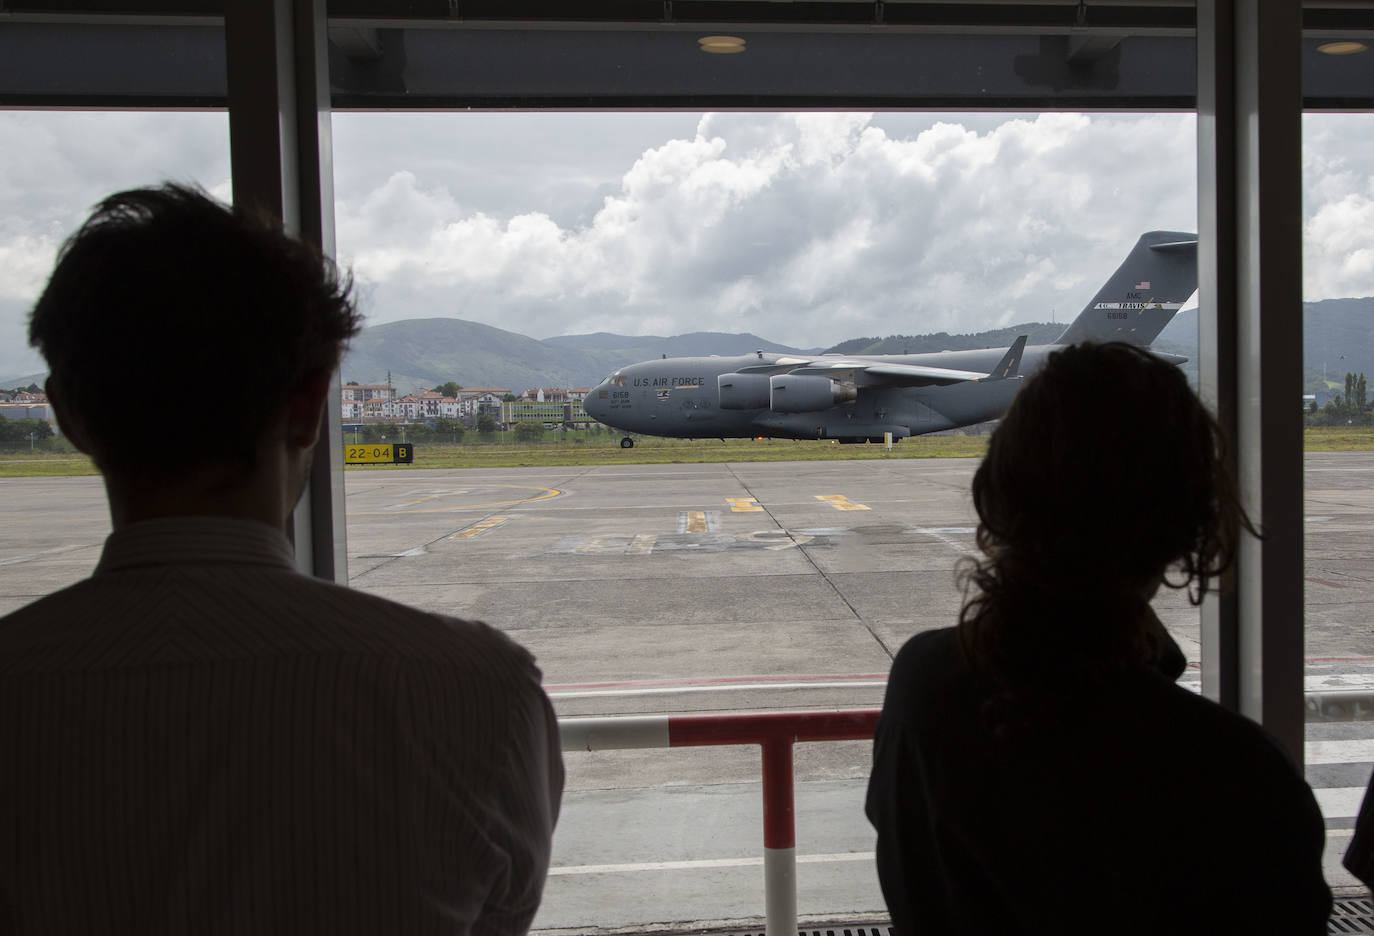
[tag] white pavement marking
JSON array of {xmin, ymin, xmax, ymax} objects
[
  {"xmin": 548, "ymin": 852, "xmax": 874, "ymax": 876},
  {"xmin": 0, "ymin": 544, "xmax": 94, "ymax": 566},
  {"xmin": 357, "ymin": 546, "xmax": 427, "ymax": 558},
  {"xmin": 1307, "ymin": 739, "xmax": 1374, "ymax": 765},
  {"xmin": 736, "ymin": 530, "xmax": 814, "ymax": 550},
  {"xmin": 1315, "ymin": 786, "xmax": 1369, "ymax": 819},
  {"xmin": 548, "ymin": 679, "xmax": 888, "ymax": 700},
  {"xmin": 913, "ymin": 527, "xmax": 973, "ymax": 553}
]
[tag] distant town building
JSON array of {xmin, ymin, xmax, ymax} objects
[
  {"xmin": 502, "ymin": 399, "xmax": 592, "ymax": 428},
  {"xmin": 458, "ymin": 388, "xmax": 509, "ymax": 420},
  {"xmin": 520, "ymin": 388, "xmax": 585, "ymax": 403},
  {"xmin": 340, "ymin": 383, "xmax": 395, "ymax": 403},
  {"xmin": 0, "ymin": 403, "xmax": 57, "ymax": 426},
  {"xmin": 340, "ymin": 384, "xmax": 509, "ymax": 423}
]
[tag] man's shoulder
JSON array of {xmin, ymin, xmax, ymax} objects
[
  {"xmin": 271, "ymin": 574, "xmax": 536, "ymax": 668},
  {"xmin": 0, "ymin": 569, "xmax": 537, "ymax": 679}
]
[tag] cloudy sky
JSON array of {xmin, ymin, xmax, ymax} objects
[{"xmin": 1, "ymin": 110, "xmax": 1371, "ymax": 381}]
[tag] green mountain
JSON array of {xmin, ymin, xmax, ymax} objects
[
  {"xmin": 14, "ymin": 299, "xmax": 1347, "ymax": 400},
  {"xmin": 1156, "ymin": 297, "xmax": 1374, "ymax": 400},
  {"xmin": 341, "ymin": 318, "xmax": 817, "ymax": 392},
  {"xmin": 822, "ymin": 322, "xmax": 1065, "ymax": 356},
  {"xmin": 545, "ymin": 331, "xmax": 816, "ymax": 360}
]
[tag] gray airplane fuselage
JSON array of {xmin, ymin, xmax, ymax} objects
[
  {"xmin": 582, "ymin": 347, "xmax": 1053, "ymax": 442},
  {"xmin": 582, "ymin": 230, "xmax": 1197, "ymax": 443}
]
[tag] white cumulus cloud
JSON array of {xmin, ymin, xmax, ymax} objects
[{"xmin": 335, "ymin": 111, "xmax": 1200, "ymax": 346}]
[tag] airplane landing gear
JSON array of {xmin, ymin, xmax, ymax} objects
[{"xmin": 620, "ymin": 437, "xmax": 635, "ymax": 449}]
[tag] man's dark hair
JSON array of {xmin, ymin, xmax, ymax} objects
[{"xmin": 29, "ymin": 183, "xmax": 361, "ymax": 477}]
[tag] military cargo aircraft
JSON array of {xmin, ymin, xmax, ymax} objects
[{"xmin": 583, "ymin": 231, "xmax": 1196, "ymax": 447}]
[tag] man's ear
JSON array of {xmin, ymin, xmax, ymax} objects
[
  {"xmin": 286, "ymin": 370, "xmax": 332, "ymax": 452},
  {"xmin": 45, "ymin": 377, "xmax": 94, "ymax": 456}
]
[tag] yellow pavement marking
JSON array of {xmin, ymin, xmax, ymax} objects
[
  {"xmin": 626, "ymin": 534, "xmax": 657, "ymax": 555},
  {"xmin": 354, "ymin": 485, "xmax": 562, "ymax": 514},
  {"xmin": 815, "ymin": 494, "xmax": 870, "ymax": 511},
  {"xmin": 394, "ymin": 493, "xmax": 444, "ymax": 508},
  {"xmin": 685, "ymin": 511, "xmax": 707, "ymax": 533},
  {"xmin": 727, "ymin": 497, "xmax": 763, "ymax": 512},
  {"xmin": 451, "ymin": 517, "xmax": 511, "ymax": 539}
]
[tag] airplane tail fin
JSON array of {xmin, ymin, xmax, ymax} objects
[
  {"xmin": 985, "ymin": 335, "xmax": 1027, "ymax": 380},
  {"xmin": 1054, "ymin": 231, "xmax": 1197, "ymax": 347}
]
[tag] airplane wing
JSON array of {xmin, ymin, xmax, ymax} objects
[
  {"xmin": 734, "ymin": 343, "xmax": 1028, "ymax": 388},
  {"xmin": 790, "ymin": 360, "xmax": 989, "ymax": 387}
]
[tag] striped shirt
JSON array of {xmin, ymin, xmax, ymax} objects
[{"xmin": 0, "ymin": 517, "xmax": 563, "ymax": 935}]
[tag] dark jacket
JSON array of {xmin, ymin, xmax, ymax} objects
[{"xmin": 866, "ymin": 626, "xmax": 1331, "ymax": 935}]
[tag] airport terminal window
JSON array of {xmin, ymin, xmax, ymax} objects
[
  {"xmin": 4, "ymin": 9, "xmax": 1369, "ymax": 929},
  {"xmin": 332, "ymin": 109, "xmax": 1218, "ymax": 926},
  {"xmin": 1300, "ymin": 110, "xmax": 1374, "ymax": 889},
  {"xmin": 0, "ymin": 110, "xmax": 230, "ymax": 616}
]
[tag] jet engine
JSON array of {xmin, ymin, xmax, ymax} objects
[
  {"xmin": 717, "ymin": 373, "xmax": 772, "ymax": 410},
  {"xmin": 769, "ymin": 374, "xmax": 858, "ymax": 413}
]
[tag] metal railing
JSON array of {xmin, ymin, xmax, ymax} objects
[
  {"xmin": 559, "ymin": 709, "xmax": 881, "ymax": 936},
  {"xmin": 1306, "ymin": 690, "xmax": 1374, "ymax": 722},
  {"xmin": 558, "ymin": 691, "xmax": 1370, "ymax": 935}
]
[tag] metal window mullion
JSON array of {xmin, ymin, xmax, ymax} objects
[
  {"xmin": 1196, "ymin": 0, "xmax": 1305, "ymax": 760},
  {"xmin": 225, "ymin": 0, "xmax": 346, "ymax": 583}
]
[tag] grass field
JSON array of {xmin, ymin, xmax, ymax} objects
[
  {"xmin": 349, "ymin": 434, "xmax": 991, "ymax": 471},
  {"xmin": 0, "ymin": 454, "xmax": 100, "ymax": 478},
  {"xmin": 1304, "ymin": 426, "xmax": 1374, "ymax": 451},
  {"xmin": 2, "ymin": 426, "xmax": 1371, "ymax": 478}
]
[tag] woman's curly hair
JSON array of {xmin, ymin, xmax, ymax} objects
[{"xmin": 957, "ymin": 342, "xmax": 1255, "ymax": 689}]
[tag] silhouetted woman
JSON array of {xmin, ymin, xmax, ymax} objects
[{"xmin": 866, "ymin": 342, "xmax": 1330, "ymax": 935}]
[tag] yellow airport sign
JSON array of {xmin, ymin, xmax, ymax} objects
[{"xmin": 345, "ymin": 443, "xmax": 414, "ymax": 465}]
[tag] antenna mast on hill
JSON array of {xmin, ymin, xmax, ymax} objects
[{"xmin": 387, "ymin": 370, "xmax": 393, "ymax": 399}]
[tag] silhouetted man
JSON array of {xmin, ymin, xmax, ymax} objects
[{"xmin": 0, "ymin": 184, "xmax": 563, "ymax": 934}]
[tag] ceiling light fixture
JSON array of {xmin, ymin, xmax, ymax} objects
[
  {"xmin": 699, "ymin": 35, "xmax": 746, "ymax": 55},
  {"xmin": 1318, "ymin": 41, "xmax": 1368, "ymax": 55}
]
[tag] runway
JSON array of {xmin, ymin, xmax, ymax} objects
[
  {"xmin": 340, "ymin": 454, "xmax": 1374, "ymax": 927},
  {"xmin": 2, "ymin": 454, "xmax": 1373, "ymax": 928}
]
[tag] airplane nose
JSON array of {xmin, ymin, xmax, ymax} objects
[{"xmin": 583, "ymin": 384, "xmax": 607, "ymax": 421}]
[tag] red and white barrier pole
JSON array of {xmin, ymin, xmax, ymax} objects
[
  {"xmin": 560, "ymin": 708, "xmax": 880, "ymax": 936},
  {"xmin": 761, "ymin": 736, "xmax": 797, "ymax": 936}
]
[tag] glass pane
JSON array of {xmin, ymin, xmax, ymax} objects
[
  {"xmin": 1301, "ymin": 110, "xmax": 1374, "ymax": 896},
  {"xmin": 333, "ymin": 110, "xmax": 1199, "ymax": 929},
  {"xmin": 0, "ymin": 111, "xmax": 230, "ymax": 612}
]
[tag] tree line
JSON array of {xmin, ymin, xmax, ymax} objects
[
  {"xmin": 1307, "ymin": 372, "xmax": 1371, "ymax": 426},
  {"xmin": 0, "ymin": 418, "xmax": 57, "ymax": 452}
]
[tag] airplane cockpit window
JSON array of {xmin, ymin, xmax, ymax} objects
[{"xmin": 611, "ymin": 374, "xmax": 627, "ymax": 387}]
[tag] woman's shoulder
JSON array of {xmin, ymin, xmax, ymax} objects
[
  {"xmin": 884, "ymin": 626, "xmax": 976, "ymax": 711},
  {"xmin": 892, "ymin": 626, "xmax": 963, "ymax": 674}
]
